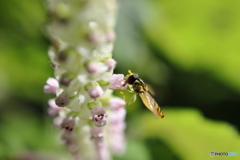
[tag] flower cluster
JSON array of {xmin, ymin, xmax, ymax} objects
[{"xmin": 44, "ymin": 0, "xmax": 127, "ymax": 160}]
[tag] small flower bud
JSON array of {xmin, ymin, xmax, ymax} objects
[
  {"xmin": 91, "ymin": 106, "xmax": 108, "ymax": 127},
  {"xmin": 86, "ymin": 61, "xmax": 108, "ymax": 74},
  {"xmin": 88, "ymin": 86, "xmax": 104, "ymax": 98},
  {"xmin": 86, "ymin": 61, "xmax": 100, "ymax": 73},
  {"xmin": 58, "ymin": 50, "xmax": 68, "ymax": 62},
  {"xmin": 106, "ymin": 30, "xmax": 116, "ymax": 43},
  {"xmin": 55, "ymin": 2, "xmax": 70, "ymax": 20},
  {"xmin": 88, "ymin": 32, "xmax": 102, "ymax": 44},
  {"xmin": 55, "ymin": 92, "xmax": 70, "ymax": 107},
  {"xmin": 44, "ymin": 78, "xmax": 59, "ymax": 94},
  {"xmin": 60, "ymin": 75, "xmax": 72, "ymax": 86},
  {"xmin": 105, "ymin": 58, "xmax": 116, "ymax": 71},
  {"xmin": 50, "ymin": 37, "xmax": 62, "ymax": 48}
]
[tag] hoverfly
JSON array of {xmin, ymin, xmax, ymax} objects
[{"xmin": 120, "ymin": 70, "xmax": 164, "ymax": 118}]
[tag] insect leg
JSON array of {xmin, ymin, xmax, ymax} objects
[
  {"xmin": 125, "ymin": 93, "xmax": 137, "ymax": 106},
  {"xmin": 114, "ymin": 89, "xmax": 127, "ymax": 102},
  {"xmin": 114, "ymin": 89, "xmax": 137, "ymax": 105}
]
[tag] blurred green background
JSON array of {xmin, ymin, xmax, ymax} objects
[{"xmin": 0, "ymin": 0, "xmax": 239, "ymax": 159}]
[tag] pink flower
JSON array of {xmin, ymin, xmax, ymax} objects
[
  {"xmin": 97, "ymin": 145, "xmax": 111, "ymax": 160},
  {"xmin": 109, "ymin": 107, "xmax": 126, "ymax": 124},
  {"xmin": 109, "ymin": 133, "xmax": 126, "ymax": 155},
  {"xmin": 108, "ymin": 98, "xmax": 127, "ymax": 155},
  {"xmin": 108, "ymin": 74, "xmax": 126, "ymax": 90},
  {"xmin": 108, "ymin": 102, "xmax": 126, "ymax": 133},
  {"xmin": 91, "ymin": 106, "xmax": 108, "ymax": 127},
  {"xmin": 61, "ymin": 131, "xmax": 79, "ymax": 153},
  {"xmin": 47, "ymin": 99, "xmax": 61, "ymax": 116},
  {"xmin": 91, "ymin": 126, "xmax": 104, "ymax": 144},
  {"xmin": 44, "ymin": 78, "xmax": 59, "ymax": 94},
  {"xmin": 61, "ymin": 117, "xmax": 75, "ymax": 132},
  {"xmin": 53, "ymin": 116, "xmax": 63, "ymax": 128},
  {"xmin": 109, "ymin": 97, "xmax": 126, "ymax": 110},
  {"xmin": 88, "ymin": 86, "xmax": 104, "ymax": 98},
  {"xmin": 55, "ymin": 92, "xmax": 70, "ymax": 107},
  {"xmin": 109, "ymin": 121, "xmax": 126, "ymax": 133},
  {"xmin": 91, "ymin": 126, "xmax": 111, "ymax": 160}
]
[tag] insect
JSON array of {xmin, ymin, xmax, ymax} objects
[{"xmin": 120, "ymin": 70, "xmax": 164, "ymax": 118}]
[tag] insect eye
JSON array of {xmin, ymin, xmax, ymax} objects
[{"xmin": 127, "ymin": 75, "xmax": 137, "ymax": 84}]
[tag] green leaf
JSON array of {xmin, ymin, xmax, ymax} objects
[
  {"xmin": 113, "ymin": 140, "xmax": 151, "ymax": 160},
  {"xmin": 134, "ymin": 109, "xmax": 240, "ymax": 160},
  {"xmin": 143, "ymin": 0, "xmax": 240, "ymax": 92},
  {"xmin": 0, "ymin": 109, "xmax": 64, "ymax": 158}
]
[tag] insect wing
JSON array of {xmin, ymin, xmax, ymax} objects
[
  {"xmin": 146, "ymin": 84, "xmax": 155, "ymax": 95},
  {"xmin": 139, "ymin": 92, "xmax": 164, "ymax": 118}
]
